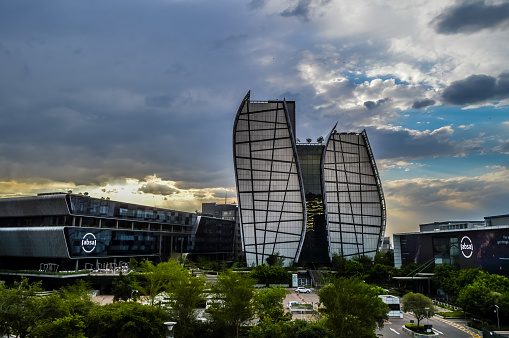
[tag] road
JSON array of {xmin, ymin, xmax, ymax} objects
[
  {"xmin": 377, "ymin": 313, "xmax": 481, "ymax": 338},
  {"xmin": 282, "ymin": 290, "xmax": 482, "ymax": 337}
]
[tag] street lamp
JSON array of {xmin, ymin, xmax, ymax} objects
[
  {"xmin": 425, "ymin": 307, "xmax": 430, "ymax": 325},
  {"xmin": 494, "ymin": 305, "xmax": 500, "ymax": 329},
  {"xmin": 164, "ymin": 322, "xmax": 177, "ymax": 338}
]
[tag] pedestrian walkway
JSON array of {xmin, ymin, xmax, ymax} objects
[{"xmin": 435, "ymin": 317, "xmax": 481, "ymax": 337}]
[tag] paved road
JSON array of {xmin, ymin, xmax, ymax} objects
[{"xmin": 377, "ymin": 313, "xmax": 481, "ymax": 338}]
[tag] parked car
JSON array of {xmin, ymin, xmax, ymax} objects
[{"xmin": 295, "ymin": 287, "xmax": 311, "ymax": 293}]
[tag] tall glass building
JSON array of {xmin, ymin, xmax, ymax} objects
[{"xmin": 233, "ymin": 92, "xmax": 386, "ymax": 266}]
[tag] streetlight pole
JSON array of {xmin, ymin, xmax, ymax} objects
[
  {"xmin": 425, "ymin": 307, "xmax": 430, "ymax": 326},
  {"xmin": 495, "ymin": 305, "xmax": 500, "ymax": 329}
]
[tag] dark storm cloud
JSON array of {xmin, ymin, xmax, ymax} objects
[
  {"xmin": 138, "ymin": 182, "xmax": 179, "ymax": 195},
  {"xmin": 0, "ymin": 0, "xmax": 258, "ymax": 189},
  {"xmin": 366, "ymin": 126, "xmax": 481, "ymax": 160},
  {"xmin": 213, "ymin": 190, "xmax": 230, "ymax": 199},
  {"xmin": 433, "ymin": 1, "xmax": 509, "ymax": 34},
  {"xmin": 412, "ymin": 99, "xmax": 435, "ymax": 109},
  {"xmin": 280, "ymin": 0, "xmax": 331, "ymax": 22},
  {"xmin": 364, "ymin": 98, "xmax": 391, "ymax": 110},
  {"xmin": 441, "ymin": 73, "xmax": 509, "ymax": 105},
  {"xmin": 281, "ymin": 0, "xmax": 313, "ymax": 21}
]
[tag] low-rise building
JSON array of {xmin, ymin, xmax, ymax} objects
[{"xmin": 393, "ymin": 215, "xmax": 509, "ymax": 275}]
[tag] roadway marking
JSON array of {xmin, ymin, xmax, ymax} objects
[
  {"xmin": 433, "ymin": 328, "xmax": 444, "ymax": 335},
  {"xmin": 390, "ymin": 328, "xmax": 400, "ymax": 335},
  {"xmin": 435, "ymin": 317, "xmax": 481, "ymax": 337}
]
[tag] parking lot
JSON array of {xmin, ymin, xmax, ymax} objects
[{"xmin": 283, "ymin": 288, "xmax": 320, "ymax": 320}]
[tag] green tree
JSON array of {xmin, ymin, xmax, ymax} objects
[
  {"xmin": 344, "ymin": 260, "xmax": 364, "ymax": 277},
  {"xmin": 331, "ymin": 252, "xmax": 347, "ymax": 271},
  {"xmin": 0, "ymin": 278, "xmax": 47, "ymax": 338},
  {"xmin": 374, "ymin": 251, "xmax": 394, "ymax": 267},
  {"xmin": 265, "ymin": 252, "xmax": 285, "ymax": 267},
  {"xmin": 318, "ymin": 277, "xmax": 389, "ymax": 337},
  {"xmin": 253, "ymin": 286, "xmax": 290, "ymax": 322},
  {"xmin": 137, "ymin": 260, "xmax": 175, "ymax": 306},
  {"xmin": 209, "ymin": 269, "xmax": 256, "ymax": 338},
  {"xmin": 165, "ymin": 264, "xmax": 206, "ymax": 337},
  {"xmin": 456, "ymin": 280, "xmax": 495, "ymax": 324},
  {"xmin": 249, "ymin": 320, "xmax": 333, "ymax": 338},
  {"xmin": 249, "ymin": 264, "xmax": 290, "ymax": 285},
  {"xmin": 85, "ymin": 301, "xmax": 169, "ymax": 338},
  {"xmin": 353, "ymin": 254, "xmax": 374, "ymax": 272},
  {"xmin": 32, "ymin": 314, "xmax": 87, "ymax": 338},
  {"xmin": 112, "ymin": 271, "xmax": 139, "ymax": 302},
  {"xmin": 401, "ymin": 292, "xmax": 435, "ymax": 326},
  {"xmin": 367, "ymin": 264, "xmax": 391, "ymax": 284}
]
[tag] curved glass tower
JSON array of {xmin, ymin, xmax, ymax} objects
[
  {"xmin": 323, "ymin": 128, "xmax": 386, "ymax": 260},
  {"xmin": 233, "ymin": 92, "xmax": 386, "ymax": 266},
  {"xmin": 233, "ymin": 92, "xmax": 307, "ymax": 267}
]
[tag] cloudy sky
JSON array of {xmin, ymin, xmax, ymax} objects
[{"xmin": 1, "ymin": 0, "xmax": 508, "ymax": 239}]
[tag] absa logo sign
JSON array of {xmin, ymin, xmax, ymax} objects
[
  {"xmin": 82, "ymin": 233, "xmax": 97, "ymax": 253},
  {"xmin": 460, "ymin": 236, "xmax": 473, "ymax": 258}
]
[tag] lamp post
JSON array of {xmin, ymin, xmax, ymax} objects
[
  {"xmin": 495, "ymin": 305, "xmax": 500, "ymax": 329},
  {"xmin": 164, "ymin": 322, "xmax": 177, "ymax": 338},
  {"xmin": 425, "ymin": 307, "xmax": 430, "ymax": 325}
]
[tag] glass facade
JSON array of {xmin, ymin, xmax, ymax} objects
[
  {"xmin": 297, "ymin": 145, "xmax": 329, "ymax": 264},
  {"xmin": 233, "ymin": 92, "xmax": 306, "ymax": 266},
  {"xmin": 65, "ymin": 227, "xmax": 159, "ymax": 258},
  {"xmin": 234, "ymin": 92, "xmax": 386, "ymax": 266},
  {"xmin": 323, "ymin": 130, "xmax": 386, "ymax": 259}
]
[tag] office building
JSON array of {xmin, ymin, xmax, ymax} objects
[
  {"xmin": 0, "ymin": 193, "xmax": 236, "ymax": 271},
  {"xmin": 233, "ymin": 91, "xmax": 386, "ymax": 266},
  {"xmin": 393, "ymin": 215, "xmax": 509, "ymax": 275},
  {"xmin": 201, "ymin": 202, "xmax": 242, "ymax": 258}
]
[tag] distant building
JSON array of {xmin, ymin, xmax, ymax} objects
[
  {"xmin": 0, "ymin": 193, "xmax": 235, "ymax": 271},
  {"xmin": 201, "ymin": 202, "xmax": 242, "ymax": 259},
  {"xmin": 233, "ymin": 91, "xmax": 386, "ymax": 266},
  {"xmin": 393, "ymin": 215, "xmax": 509, "ymax": 275},
  {"xmin": 380, "ymin": 236, "xmax": 393, "ymax": 252}
]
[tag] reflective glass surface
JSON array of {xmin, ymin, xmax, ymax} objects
[
  {"xmin": 65, "ymin": 227, "xmax": 159, "ymax": 257},
  {"xmin": 324, "ymin": 131, "xmax": 386, "ymax": 259},
  {"xmin": 233, "ymin": 93, "xmax": 306, "ymax": 266}
]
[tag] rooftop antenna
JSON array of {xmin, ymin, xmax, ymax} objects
[{"xmin": 225, "ymin": 191, "xmax": 227, "ymax": 204}]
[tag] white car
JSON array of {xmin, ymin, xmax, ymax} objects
[{"xmin": 295, "ymin": 287, "xmax": 311, "ymax": 293}]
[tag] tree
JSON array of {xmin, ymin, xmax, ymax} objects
[
  {"xmin": 165, "ymin": 264, "xmax": 206, "ymax": 337},
  {"xmin": 32, "ymin": 314, "xmax": 87, "ymax": 338},
  {"xmin": 318, "ymin": 277, "xmax": 389, "ymax": 337},
  {"xmin": 249, "ymin": 320, "xmax": 333, "ymax": 338},
  {"xmin": 112, "ymin": 271, "xmax": 139, "ymax": 302},
  {"xmin": 456, "ymin": 280, "xmax": 495, "ymax": 324},
  {"xmin": 353, "ymin": 254, "xmax": 374, "ymax": 272},
  {"xmin": 137, "ymin": 260, "xmax": 175, "ymax": 306},
  {"xmin": 85, "ymin": 301, "xmax": 169, "ymax": 338},
  {"xmin": 265, "ymin": 252, "xmax": 285, "ymax": 267},
  {"xmin": 367, "ymin": 264, "xmax": 391, "ymax": 284},
  {"xmin": 344, "ymin": 260, "xmax": 364, "ymax": 277},
  {"xmin": 253, "ymin": 286, "xmax": 290, "ymax": 322},
  {"xmin": 331, "ymin": 252, "xmax": 347, "ymax": 271},
  {"xmin": 374, "ymin": 251, "xmax": 394, "ymax": 267},
  {"xmin": 0, "ymin": 278, "xmax": 47, "ymax": 338},
  {"xmin": 401, "ymin": 292, "xmax": 435, "ymax": 326},
  {"xmin": 249, "ymin": 264, "xmax": 290, "ymax": 285},
  {"xmin": 209, "ymin": 269, "xmax": 256, "ymax": 338}
]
